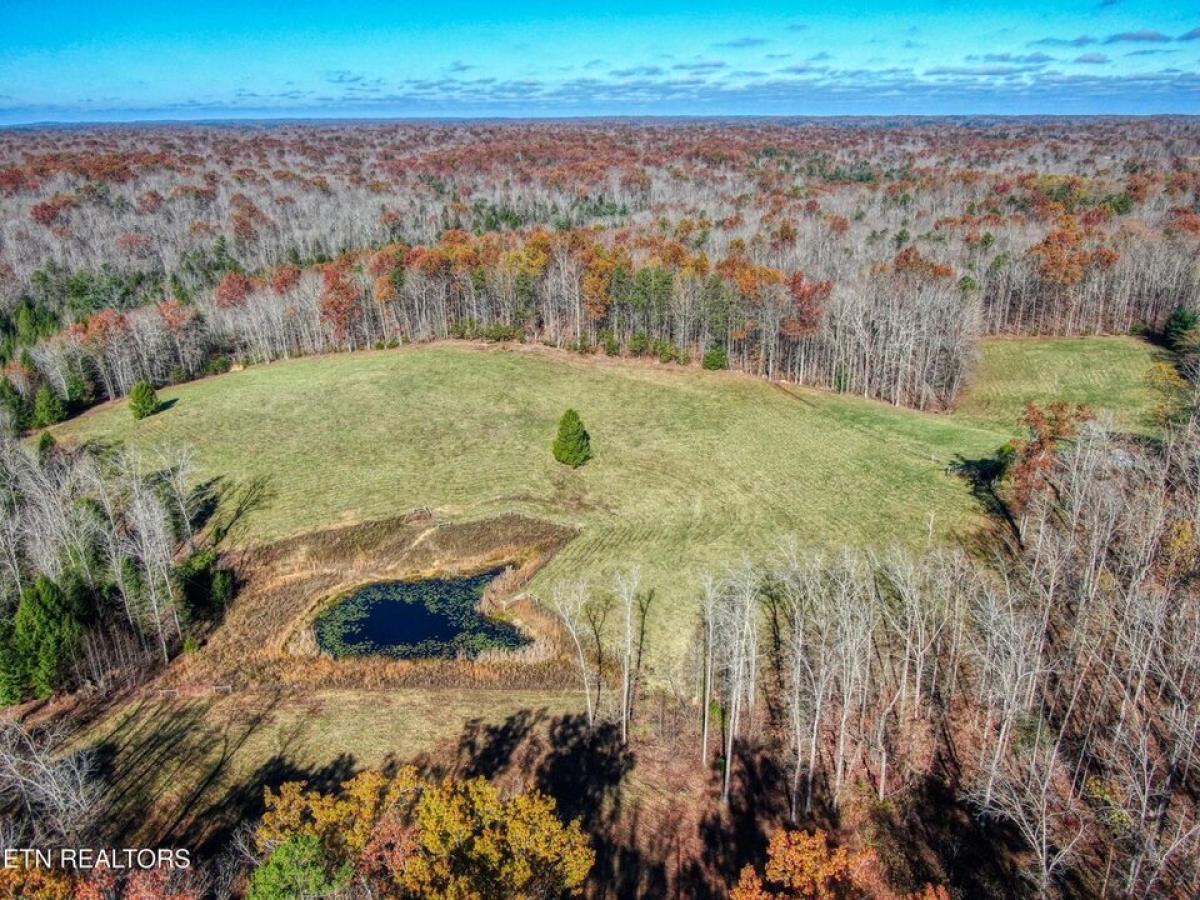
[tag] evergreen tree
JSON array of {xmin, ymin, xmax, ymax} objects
[
  {"xmin": 32, "ymin": 385, "xmax": 66, "ymax": 428},
  {"xmin": 249, "ymin": 834, "xmax": 349, "ymax": 900},
  {"xmin": 129, "ymin": 380, "xmax": 160, "ymax": 420},
  {"xmin": 0, "ymin": 377, "xmax": 29, "ymax": 432},
  {"xmin": 702, "ymin": 346, "xmax": 729, "ymax": 370},
  {"xmin": 6, "ymin": 576, "xmax": 84, "ymax": 701},
  {"xmin": 1164, "ymin": 305, "xmax": 1200, "ymax": 353},
  {"xmin": 0, "ymin": 621, "xmax": 23, "ymax": 706},
  {"xmin": 552, "ymin": 408, "xmax": 592, "ymax": 467}
]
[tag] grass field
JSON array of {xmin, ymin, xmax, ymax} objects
[
  {"xmin": 52, "ymin": 336, "xmax": 1161, "ymax": 657},
  {"xmin": 54, "ymin": 335, "xmax": 1163, "ymax": 855},
  {"xmin": 956, "ymin": 335, "xmax": 1164, "ymax": 434}
]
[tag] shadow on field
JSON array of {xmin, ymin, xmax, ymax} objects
[
  {"xmin": 950, "ymin": 450, "xmax": 1019, "ymax": 539},
  {"xmin": 88, "ymin": 690, "xmax": 360, "ymax": 858},
  {"xmin": 428, "ymin": 711, "xmax": 791, "ymax": 897},
  {"xmin": 89, "ymin": 695, "xmax": 276, "ymax": 847},
  {"xmin": 423, "ymin": 709, "xmax": 688, "ymax": 897},
  {"xmin": 89, "ymin": 699, "xmax": 1024, "ymax": 895}
]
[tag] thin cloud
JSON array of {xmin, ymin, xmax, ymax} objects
[
  {"xmin": 1031, "ymin": 35, "xmax": 1096, "ymax": 47},
  {"xmin": 1075, "ymin": 53, "xmax": 1109, "ymax": 64},
  {"xmin": 968, "ymin": 52, "xmax": 1055, "ymax": 64},
  {"xmin": 1179, "ymin": 28, "xmax": 1200, "ymax": 41},
  {"xmin": 611, "ymin": 66, "xmax": 664, "ymax": 77},
  {"xmin": 925, "ymin": 64, "xmax": 1043, "ymax": 76},
  {"xmin": 1103, "ymin": 30, "xmax": 1169, "ymax": 44},
  {"xmin": 673, "ymin": 60, "xmax": 728, "ymax": 72},
  {"xmin": 712, "ymin": 37, "xmax": 769, "ymax": 49}
]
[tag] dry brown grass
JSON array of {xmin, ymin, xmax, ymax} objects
[{"xmin": 170, "ymin": 512, "xmax": 578, "ymax": 691}]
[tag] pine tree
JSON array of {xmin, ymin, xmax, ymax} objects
[
  {"xmin": 32, "ymin": 385, "xmax": 66, "ymax": 428},
  {"xmin": 8, "ymin": 576, "xmax": 84, "ymax": 701},
  {"xmin": 552, "ymin": 408, "xmax": 592, "ymax": 467},
  {"xmin": 129, "ymin": 380, "xmax": 160, "ymax": 420},
  {"xmin": 1164, "ymin": 305, "xmax": 1200, "ymax": 353},
  {"xmin": 0, "ymin": 377, "xmax": 30, "ymax": 432}
]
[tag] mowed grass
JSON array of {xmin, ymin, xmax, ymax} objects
[
  {"xmin": 956, "ymin": 336, "xmax": 1165, "ymax": 434},
  {"xmin": 52, "ymin": 337, "xmax": 1159, "ymax": 656}
]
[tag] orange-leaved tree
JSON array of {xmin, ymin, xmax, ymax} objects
[{"xmin": 731, "ymin": 829, "xmax": 949, "ymax": 900}]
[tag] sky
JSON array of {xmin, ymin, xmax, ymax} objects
[{"xmin": 0, "ymin": 1, "xmax": 1197, "ymax": 124}]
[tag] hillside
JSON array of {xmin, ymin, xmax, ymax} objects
[{"xmin": 51, "ymin": 336, "xmax": 1161, "ymax": 655}]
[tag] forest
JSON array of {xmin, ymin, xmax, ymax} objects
[
  {"xmin": 0, "ymin": 118, "xmax": 1199, "ymax": 898},
  {"xmin": 0, "ymin": 118, "xmax": 1197, "ymax": 422}
]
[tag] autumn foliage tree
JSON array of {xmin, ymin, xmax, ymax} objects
[
  {"xmin": 732, "ymin": 829, "xmax": 949, "ymax": 900},
  {"xmin": 1007, "ymin": 401, "xmax": 1091, "ymax": 513},
  {"xmin": 254, "ymin": 767, "xmax": 593, "ymax": 899}
]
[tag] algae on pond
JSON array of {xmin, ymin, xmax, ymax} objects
[{"xmin": 314, "ymin": 568, "xmax": 530, "ymax": 660}]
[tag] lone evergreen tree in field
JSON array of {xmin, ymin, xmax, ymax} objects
[
  {"xmin": 129, "ymin": 380, "xmax": 160, "ymax": 420},
  {"xmin": 553, "ymin": 408, "xmax": 592, "ymax": 467}
]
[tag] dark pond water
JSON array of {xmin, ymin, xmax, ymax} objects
[{"xmin": 314, "ymin": 568, "xmax": 530, "ymax": 660}]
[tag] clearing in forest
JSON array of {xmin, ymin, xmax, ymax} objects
[{"xmin": 51, "ymin": 336, "xmax": 1161, "ymax": 657}]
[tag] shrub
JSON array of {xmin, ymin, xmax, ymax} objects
[
  {"xmin": 480, "ymin": 322, "xmax": 521, "ymax": 342},
  {"xmin": 598, "ymin": 329, "xmax": 620, "ymax": 356},
  {"xmin": 35, "ymin": 431, "xmax": 56, "ymax": 459},
  {"xmin": 32, "ymin": 385, "xmax": 66, "ymax": 427},
  {"xmin": 552, "ymin": 408, "xmax": 592, "ymax": 467},
  {"xmin": 702, "ymin": 347, "xmax": 729, "ymax": 370},
  {"xmin": 176, "ymin": 548, "xmax": 236, "ymax": 620},
  {"xmin": 128, "ymin": 380, "xmax": 159, "ymax": 420},
  {"xmin": 652, "ymin": 339, "xmax": 678, "ymax": 363},
  {"xmin": 629, "ymin": 331, "xmax": 651, "ymax": 356},
  {"xmin": 212, "ymin": 568, "xmax": 235, "ymax": 608}
]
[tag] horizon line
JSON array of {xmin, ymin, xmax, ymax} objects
[{"xmin": 4, "ymin": 111, "xmax": 1199, "ymax": 130}]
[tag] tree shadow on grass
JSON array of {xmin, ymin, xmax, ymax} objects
[
  {"xmin": 184, "ymin": 751, "xmax": 360, "ymax": 858},
  {"xmin": 87, "ymin": 690, "xmax": 364, "ymax": 860},
  {"xmin": 208, "ymin": 474, "xmax": 275, "ymax": 546},
  {"xmin": 949, "ymin": 450, "xmax": 1018, "ymax": 539}
]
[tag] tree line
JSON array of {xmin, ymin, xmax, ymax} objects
[
  {"xmin": 545, "ymin": 402, "xmax": 1200, "ymax": 896},
  {"xmin": 0, "ymin": 435, "xmax": 232, "ymax": 706},
  {"xmin": 2, "ymin": 120, "xmax": 1198, "ymax": 421}
]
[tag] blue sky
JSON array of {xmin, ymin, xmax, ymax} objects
[{"xmin": 1, "ymin": 1, "xmax": 1197, "ymax": 123}]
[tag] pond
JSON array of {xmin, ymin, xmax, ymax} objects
[{"xmin": 314, "ymin": 568, "xmax": 531, "ymax": 660}]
